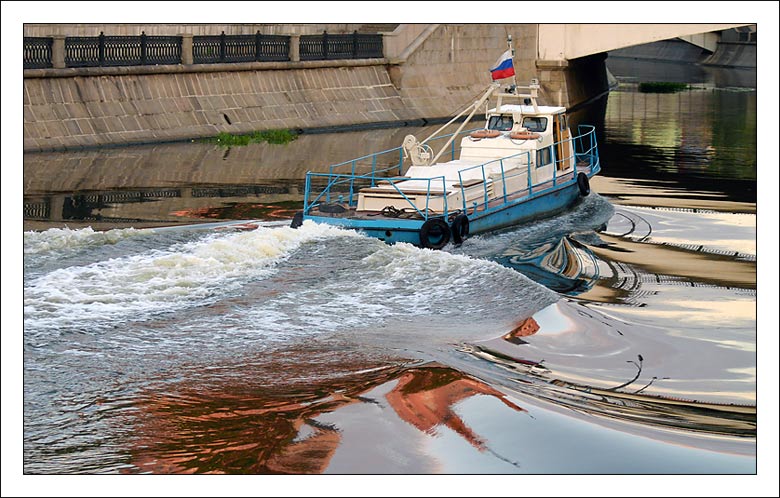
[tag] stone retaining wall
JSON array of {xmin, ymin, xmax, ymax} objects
[
  {"xmin": 23, "ymin": 24, "xmax": 608, "ymax": 152},
  {"xmin": 24, "ymin": 62, "xmax": 419, "ymax": 151}
]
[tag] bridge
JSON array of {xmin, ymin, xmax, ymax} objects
[
  {"xmin": 535, "ymin": 24, "xmax": 747, "ymax": 61},
  {"xmin": 22, "ymin": 23, "xmax": 755, "ymax": 152},
  {"xmin": 383, "ymin": 23, "xmax": 752, "ymax": 111}
]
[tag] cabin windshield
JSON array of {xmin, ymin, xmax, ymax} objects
[
  {"xmin": 523, "ymin": 117, "xmax": 548, "ymax": 133},
  {"xmin": 487, "ymin": 115, "xmax": 514, "ymax": 131}
]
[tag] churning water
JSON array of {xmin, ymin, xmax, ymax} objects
[
  {"xmin": 22, "ymin": 193, "xmax": 757, "ymax": 475},
  {"xmin": 19, "ymin": 59, "xmax": 761, "ymax": 480}
]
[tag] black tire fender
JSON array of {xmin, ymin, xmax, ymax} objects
[
  {"xmin": 290, "ymin": 211, "xmax": 304, "ymax": 229},
  {"xmin": 577, "ymin": 172, "xmax": 590, "ymax": 197},
  {"xmin": 451, "ymin": 214, "xmax": 470, "ymax": 245},
  {"xmin": 419, "ymin": 218, "xmax": 451, "ymax": 249}
]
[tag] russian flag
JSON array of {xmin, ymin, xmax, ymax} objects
[{"xmin": 489, "ymin": 50, "xmax": 515, "ymax": 81}]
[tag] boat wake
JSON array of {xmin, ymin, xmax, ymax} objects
[
  {"xmin": 23, "ymin": 220, "xmax": 558, "ymax": 349},
  {"xmin": 23, "ymin": 226, "xmax": 152, "ymax": 255},
  {"xmin": 23, "ymin": 222, "xmax": 360, "ymax": 334},
  {"xmin": 21, "ymin": 198, "xmax": 757, "ymax": 475}
]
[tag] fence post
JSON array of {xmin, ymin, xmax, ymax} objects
[
  {"xmin": 140, "ymin": 31, "xmax": 147, "ymax": 65},
  {"xmin": 180, "ymin": 33, "xmax": 193, "ymax": 64},
  {"xmin": 382, "ymin": 33, "xmax": 393, "ymax": 60},
  {"xmin": 219, "ymin": 31, "xmax": 226, "ymax": 62},
  {"xmin": 52, "ymin": 35, "xmax": 66, "ymax": 69},
  {"xmin": 322, "ymin": 30, "xmax": 328, "ymax": 60},
  {"xmin": 98, "ymin": 31, "xmax": 105, "ymax": 66},
  {"xmin": 352, "ymin": 30, "xmax": 358, "ymax": 58},
  {"xmin": 289, "ymin": 34, "xmax": 300, "ymax": 62}
]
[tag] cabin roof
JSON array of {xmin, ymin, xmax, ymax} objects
[{"xmin": 491, "ymin": 104, "xmax": 566, "ymax": 115}]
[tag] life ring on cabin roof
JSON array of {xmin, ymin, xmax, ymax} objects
[
  {"xmin": 469, "ymin": 129, "xmax": 501, "ymax": 139},
  {"xmin": 509, "ymin": 131, "xmax": 541, "ymax": 140}
]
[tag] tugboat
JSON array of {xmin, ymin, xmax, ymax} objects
[{"xmin": 293, "ymin": 44, "xmax": 600, "ymax": 249}]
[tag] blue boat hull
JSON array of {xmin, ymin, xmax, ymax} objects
[{"xmin": 306, "ymin": 177, "xmax": 587, "ymax": 247}]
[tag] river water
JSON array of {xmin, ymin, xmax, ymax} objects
[{"xmin": 17, "ymin": 58, "xmax": 765, "ymax": 491}]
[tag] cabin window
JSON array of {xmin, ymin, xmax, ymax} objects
[
  {"xmin": 487, "ymin": 115, "xmax": 514, "ymax": 131},
  {"xmin": 536, "ymin": 147, "xmax": 553, "ymax": 168},
  {"xmin": 523, "ymin": 117, "xmax": 547, "ymax": 133}
]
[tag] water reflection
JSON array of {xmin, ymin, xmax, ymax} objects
[
  {"xmin": 127, "ymin": 359, "xmax": 753, "ymax": 475},
  {"xmin": 464, "ymin": 343, "xmax": 756, "ymax": 439},
  {"xmin": 22, "ymin": 123, "xmax": 461, "ymax": 231},
  {"xmin": 464, "ymin": 291, "xmax": 757, "ymax": 439},
  {"xmin": 24, "ymin": 184, "xmax": 303, "ymax": 228},
  {"xmin": 493, "ymin": 235, "xmax": 600, "ymax": 295},
  {"xmin": 601, "ymin": 64, "xmax": 756, "ymax": 204},
  {"xmin": 607, "ymin": 56, "xmax": 757, "ymax": 89},
  {"xmin": 129, "ymin": 363, "xmax": 527, "ymax": 474}
]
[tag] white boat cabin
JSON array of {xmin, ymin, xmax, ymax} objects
[{"xmin": 356, "ymin": 83, "xmax": 576, "ymax": 214}]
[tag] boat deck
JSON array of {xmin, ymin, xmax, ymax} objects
[{"xmin": 310, "ymin": 163, "xmax": 594, "ymax": 221}]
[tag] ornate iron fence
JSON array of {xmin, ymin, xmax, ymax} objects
[
  {"xmin": 26, "ymin": 30, "xmax": 383, "ymax": 68},
  {"xmin": 256, "ymin": 34, "xmax": 290, "ymax": 62},
  {"xmin": 193, "ymin": 32, "xmax": 290, "ymax": 63},
  {"xmin": 65, "ymin": 32, "xmax": 181, "ymax": 67},
  {"xmin": 143, "ymin": 35, "xmax": 182, "ymax": 65},
  {"xmin": 300, "ymin": 31, "xmax": 383, "ymax": 61},
  {"xmin": 63, "ymin": 36, "xmax": 100, "ymax": 67},
  {"xmin": 24, "ymin": 37, "xmax": 53, "ymax": 69},
  {"xmin": 23, "ymin": 199, "xmax": 51, "ymax": 219}
]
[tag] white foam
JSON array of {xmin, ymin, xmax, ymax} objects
[
  {"xmin": 23, "ymin": 227, "xmax": 150, "ymax": 255},
  {"xmin": 24, "ymin": 221, "xmax": 356, "ymax": 332}
]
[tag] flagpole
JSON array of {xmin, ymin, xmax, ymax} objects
[{"xmin": 508, "ymin": 34, "xmax": 518, "ymax": 92}]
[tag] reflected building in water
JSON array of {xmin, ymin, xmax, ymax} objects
[
  {"xmin": 23, "ymin": 124, "xmax": 456, "ymax": 231},
  {"xmin": 128, "ymin": 364, "xmax": 527, "ymax": 474},
  {"xmin": 127, "ymin": 359, "xmax": 753, "ymax": 475}
]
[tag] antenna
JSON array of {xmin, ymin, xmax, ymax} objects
[{"xmin": 507, "ymin": 34, "xmax": 518, "ymax": 91}]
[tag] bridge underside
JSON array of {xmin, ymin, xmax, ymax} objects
[{"xmin": 537, "ymin": 24, "xmax": 749, "ymax": 61}]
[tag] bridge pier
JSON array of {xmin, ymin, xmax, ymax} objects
[
  {"xmin": 538, "ymin": 53, "xmax": 610, "ymax": 111},
  {"xmin": 536, "ymin": 59, "xmax": 569, "ymax": 108}
]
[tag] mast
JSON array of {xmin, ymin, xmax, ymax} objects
[
  {"xmin": 508, "ymin": 34, "xmax": 518, "ymax": 91},
  {"xmin": 427, "ymin": 83, "xmax": 499, "ymax": 166}
]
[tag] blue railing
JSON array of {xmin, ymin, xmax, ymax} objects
[
  {"xmin": 303, "ymin": 125, "xmax": 599, "ymax": 221},
  {"xmin": 575, "ymin": 125, "xmax": 600, "ymax": 173},
  {"xmin": 454, "ymin": 150, "xmax": 530, "ymax": 214}
]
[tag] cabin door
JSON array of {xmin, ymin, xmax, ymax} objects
[{"xmin": 553, "ymin": 114, "xmax": 572, "ymax": 171}]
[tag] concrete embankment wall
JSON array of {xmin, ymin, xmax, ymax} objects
[
  {"xmin": 23, "ymin": 62, "xmax": 416, "ymax": 152},
  {"xmin": 23, "ymin": 24, "xmax": 601, "ymax": 152},
  {"xmin": 702, "ymin": 42, "xmax": 756, "ymax": 68},
  {"xmin": 609, "ymin": 39, "xmax": 756, "ymax": 69}
]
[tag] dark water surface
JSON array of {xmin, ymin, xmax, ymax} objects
[{"xmin": 18, "ymin": 58, "xmax": 764, "ymax": 490}]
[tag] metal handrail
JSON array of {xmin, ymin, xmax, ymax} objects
[
  {"xmin": 324, "ymin": 127, "xmax": 481, "ymax": 176},
  {"xmin": 305, "ymin": 125, "xmax": 599, "ymax": 221},
  {"xmin": 304, "ymin": 172, "xmax": 450, "ymax": 219},
  {"xmin": 455, "ymin": 150, "xmax": 530, "ymax": 212}
]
